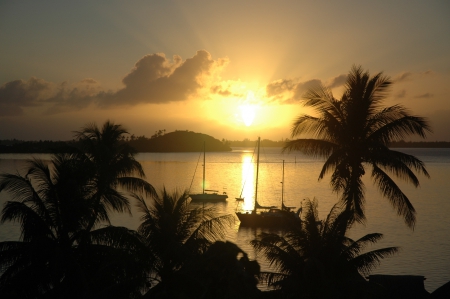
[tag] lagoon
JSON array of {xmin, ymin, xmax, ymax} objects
[{"xmin": 0, "ymin": 147, "xmax": 449, "ymax": 292}]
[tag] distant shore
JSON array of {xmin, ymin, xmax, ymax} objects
[
  {"xmin": 227, "ymin": 140, "xmax": 450, "ymax": 148},
  {"xmin": 0, "ymin": 138, "xmax": 449, "ymax": 154}
]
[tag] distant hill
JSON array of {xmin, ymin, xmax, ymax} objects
[{"xmin": 128, "ymin": 131, "xmax": 232, "ymax": 152}]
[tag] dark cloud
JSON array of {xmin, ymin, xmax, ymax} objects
[
  {"xmin": 0, "ymin": 77, "xmax": 102, "ymax": 116},
  {"xmin": 266, "ymin": 79, "xmax": 296, "ymax": 97},
  {"xmin": 393, "ymin": 70, "xmax": 436, "ymax": 83},
  {"xmin": 42, "ymin": 79, "xmax": 102, "ymax": 114},
  {"xmin": 422, "ymin": 70, "xmax": 436, "ymax": 76},
  {"xmin": 393, "ymin": 71, "xmax": 413, "ymax": 83},
  {"xmin": 99, "ymin": 50, "xmax": 228, "ymax": 106},
  {"xmin": 395, "ymin": 89, "xmax": 407, "ymax": 98},
  {"xmin": 210, "ymin": 85, "xmax": 232, "ymax": 96},
  {"xmin": 292, "ymin": 79, "xmax": 322, "ymax": 100},
  {"xmin": 0, "ymin": 77, "xmax": 53, "ymax": 116},
  {"xmin": 266, "ymin": 78, "xmax": 322, "ymax": 104},
  {"xmin": 327, "ymin": 74, "xmax": 347, "ymax": 89},
  {"xmin": 0, "ymin": 50, "xmax": 228, "ymax": 115},
  {"xmin": 415, "ymin": 93, "xmax": 434, "ymax": 99}
]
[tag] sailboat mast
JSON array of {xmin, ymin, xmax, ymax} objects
[
  {"xmin": 281, "ymin": 159, "xmax": 285, "ymax": 207},
  {"xmin": 254, "ymin": 137, "xmax": 260, "ymax": 211},
  {"xmin": 202, "ymin": 141, "xmax": 206, "ymax": 194}
]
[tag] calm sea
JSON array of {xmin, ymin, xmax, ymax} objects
[{"xmin": 1, "ymin": 147, "xmax": 449, "ymax": 292}]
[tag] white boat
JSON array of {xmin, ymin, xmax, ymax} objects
[
  {"xmin": 235, "ymin": 137, "xmax": 300, "ymax": 227},
  {"xmin": 189, "ymin": 142, "xmax": 228, "ymax": 202}
]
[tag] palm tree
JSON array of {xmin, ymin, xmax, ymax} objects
[
  {"xmin": 73, "ymin": 120, "xmax": 156, "ymax": 233},
  {"xmin": 251, "ymin": 198, "xmax": 398, "ymax": 299},
  {"xmin": 0, "ymin": 153, "xmax": 149, "ymax": 298},
  {"xmin": 135, "ymin": 188, "xmax": 234, "ymax": 287},
  {"xmin": 284, "ymin": 65, "xmax": 431, "ymax": 228}
]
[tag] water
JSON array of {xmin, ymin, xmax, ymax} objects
[{"xmin": 1, "ymin": 148, "xmax": 449, "ymax": 292}]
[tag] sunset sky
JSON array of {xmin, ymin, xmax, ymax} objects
[{"xmin": 1, "ymin": 0, "xmax": 449, "ymax": 141}]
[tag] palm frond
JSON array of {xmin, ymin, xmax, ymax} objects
[
  {"xmin": 350, "ymin": 246, "xmax": 399, "ymax": 276},
  {"xmin": 371, "ymin": 165, "xmax": 416, "ymax": 228},
  {"xmin": 89, "ymin": 226, "xmax": 148, "ymax": 252},
  {"xmin": 0, "ymin": 173, "xmax": 36, "ymax": 204},
  {"xmin": 2, "ymin": 201, "xmax": 56, "ymax": 242},
  {"xmin": 100, "ymin": 188, "xmax": 131, "ymax": 215},
  {"xmin": 251, "ymin": 233, "xmax": 303, "ymax": 274},
  {"xmin": 258, "ymin": 271, "xmax": 289, "ymax": 289},
  {"xmin": 318, "ymin": 149, "xmax": 346, "ymax": 180},
  {"xmin": 343, "ymin": 233, "xmax": 384, "ymax": 259},
  {"xmin": 371, "ymin": 149, "xmax": 430, "ymax": 182},
  {"xmin": 187, "ymin": 213, "xmax": 234, "ymax": 247},
  {"xmin": 283, "ymin": 139, "xmax": 337, "ymax": 158},
  {"xmin": 370, "ymin": 112, "xmax": 432, "ymax": 144}
]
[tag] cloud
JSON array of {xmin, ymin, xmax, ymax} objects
[
  {"xmin": 327, "ymin": 74, "xmax": 347, "ymax": 89},
  {"xmin": 393, "ymin": 71, "xmax": 414, "ymax": 83},
  {"xmin": 266, "ymin": 79, "xmax": 296, "ymax": 98},
  {"xmin": 266, "ymin": 78, "xmax": 323, "ymax": 104},
  {"xmin": 100, "ymin": 50, "xmax": 229, "ymax": 106},
  {"xmin": 43, "ymin": 79, "xmax": 102, "ymax": 114},
  {"xmin": 0, "ymin": 50, "xmax": 229, "ymax": 116},
  {"xmin": 415, "ymin": 93, "xmax": 434, "ymax": 99},
  {"xmin": 0, "ymin": 77, "xmax": 54, "ymax": 116},
  {"xmin": 291, "ymin": 79, "xmax": 322, "ymax": 100},
  {"xmin": 393, "ymin": 70, "xmax": 436, "ymax": 83},
  {"xmin": 210, "ymin": 85, "xmax": 232, "ymax": 96},
  {"xmin": 395, "ymin": 89, "xmax": 407, "ymax": 98}
]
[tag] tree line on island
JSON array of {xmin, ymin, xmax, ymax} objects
[
  {"xmin": 1, "ymin": 66, "xmax": 444, "ymax": 298},
  {"xmin": 1, "ymin": 134, "xmax": 448, "ymax": 154}
]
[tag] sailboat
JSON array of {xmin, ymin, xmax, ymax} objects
[
  {"xmin": 189, "ymin": 142, "xmax": 228, "ymax": 202},
  {"xmin": 235, "ymin": 137, "xmax": 301, "ymax": 228}
]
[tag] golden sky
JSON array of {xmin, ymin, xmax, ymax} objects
[{"xmin": 1, "ymin": 0, "xmax": 449, "ymax": 141}]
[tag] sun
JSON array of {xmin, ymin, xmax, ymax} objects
[
  {"xmin": 239, "ymin": 104, "xmax": 256, "ymax": 126},
  {"xmin": 239, "ymin": 91, "xmax": 258, "ymax": 126}
]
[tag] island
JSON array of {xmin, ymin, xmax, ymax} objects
[
  {"xmin": 128, "ymin": 131, "xmax": 232, "ymax": 152},
  {"xmin": 0, "ymin": 131, "xmax": 231, "ymax": 153}
]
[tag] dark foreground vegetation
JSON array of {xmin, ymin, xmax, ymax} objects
[
  {"xmin": 0, "ymin": 124, "xmax": 402, "ymax": 299},
  {"xmin": 1, "ymin": 66, "xmax": 447, "ymax": 298}
]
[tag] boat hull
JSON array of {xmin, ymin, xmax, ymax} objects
[
  {"xmin": 189, "ymin": 193, "xmax": 228, "ymax": 202},
  {"xmin": 236, "ymin": 210, "xmax": 300, "ymax": 228}
]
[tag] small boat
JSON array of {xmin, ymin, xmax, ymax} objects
[
  {"xmin": 236, "ymin": 137, "xmax": 301, "ymax": 228},
  {"xmin": 189, "ymin": 142, "xmax": 228, "ymax": 202}
]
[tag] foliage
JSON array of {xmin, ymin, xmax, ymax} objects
[
  {"xmin": 251, "ymin": 198, "xmax": 398, "ymax": 299},
  {"xmin": 284, "ymin": 65, "xmax": 431, "ymax": 228},
  {"xmin": 0, "ymin": 153, "xmax": 149, "ymax": 298},
  {"xmin": 135, "ymin": 188, "xmax": 235, "ymax": 286},
  {"xmin": 127, "ymin": 130, "xmax": 232, "ymax": 152},
  {"xmin": 73, "ymin": 120, "xmax": 156, "ymax": 233},
  {"xmin": 146, "ymin": 241, "xmax": 261, "ymax": 299}
]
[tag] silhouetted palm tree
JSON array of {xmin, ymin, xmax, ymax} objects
[
  {"xmin": 284, "ymin": 65, "xmax": 431, "ymax": 228},
  {"xmin": 0, "ymin": 154, "xmax": 149, "ymax": 298},
  {"xmin": 251, "ymin": 198, "xmax": 398, "ymax": 299},
  {"xmin": 135, "ymin": 188, "xmax": 234, "ymax": 287},
  {"xmin": 74, "ymin": 120, "xmax": 156, "ymax": 233}
]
